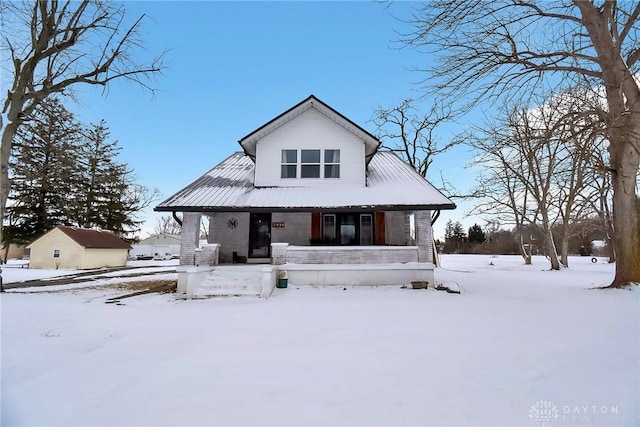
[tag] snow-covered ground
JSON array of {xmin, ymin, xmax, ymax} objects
[
  {"xmin": 1, "ymin": 258, "xmax": 178, "ymax": 284},
  {"xmin": 1, "ymin": 255, "xmax": 638, "ymax": 426}
]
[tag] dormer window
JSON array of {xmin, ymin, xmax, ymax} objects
[
  {"xmin": 324, "ymin": 150, "xmax": 340, "ymax": 178},
  {"xmin": 281, "ymin": 149, "xmax": 341, "ymax": 179},
  {"xmin": 281, "ymin": 150, "xmax": 297, "ymax": 178},
  {"xmin": 301, "ymin": 150, "xmax": 321, "ymax": 178}
]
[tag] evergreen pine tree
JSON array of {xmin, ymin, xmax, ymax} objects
[
  {"xmin": 444, "ymin": 220, "xmax": 467, "ymax": 253},
  {"xmin": 71, "ymin": 121, "xmax": 122, "ymax": 228},
  {"xmin": 6, "ymin": 103, "xmax": 155, "ymax": 245},
  {"xmin": 6, "ymin": 99, "xmax": 81, "ymax": 243},
  {"xmin": 72, "ymin": 121, "xmax": 148, "ymax": 235},
  {"xmin": 468, "ymin": 224, "xmax": 486, "ymax": 244}
]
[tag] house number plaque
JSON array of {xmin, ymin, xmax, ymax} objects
[{"xmin": 272, "ymin": 221, "xmax": 285, "ymax": 229}]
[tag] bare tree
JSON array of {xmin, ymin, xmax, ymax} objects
[
  {"xmin": 549, "ymin": 101, "xmax": 603, "ymax": 268},
  {"xmin": 1, "ymin": 0, "xmax": 166, "ymax": 246},
  {"xmin": 371, "ymin": 99, "xmax": 459, "ymax": 264},
  {"xmin": 473, "ymin": 90, "xmax": 613, "ymax": 268},
  {"xmin": 473, "ymin": 153, "xmax": 535, "ymax": 265},
  {"xmin": 371, "ymin": 99, "xmax": 456, "ymax": 178},
  {"xmin": 471, "ymin": 104, "xmax": 564, "ymax": 269},
  {"xmin": 153, "ymin": 215, "xmax": 182, "ymax": 236},
  {"xmin": 401, "ymin": 0, "xmax": 640, "ymax": 287},
  {"xmin": 584, "ymin": 143, "xmax": 616, "ymax": 262}
]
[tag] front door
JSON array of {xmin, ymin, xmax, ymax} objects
[{"xmin": 249, "ymin": 213, "xmax": 271, "ymax": 258}]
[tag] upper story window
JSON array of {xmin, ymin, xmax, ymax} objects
[
  {"xmin": 281, "ymin": 150, "xmax": 297, "ymax": 178},
  {"xmin": 281, "ymin": 149, "xmax": 340, "ymax": 179},
  {"xmin": 324, "ymin": 149, "xmax": 340, "ymax": 178},
  {"xmin": 301, "ymin": 150, "xmax": 320, "ymax": 178}
]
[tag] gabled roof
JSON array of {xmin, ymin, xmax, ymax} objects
[
  {"xmin": 30, "ymin": 226, "xmax": 131, "ymax": 249},
  {"xmin": 238, "ymin": 95, "xmax": 381, "ymax": 163},
  {"xmin": 138, "ymin": 234, "xmax": 182, "ymax": 245},
  {"xmin": 156, "ymin": 151, "xmax": 456, "ymax": 212}
]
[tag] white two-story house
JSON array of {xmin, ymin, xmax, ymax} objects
[{"xmin": 156, "ymin": 95, "xmax": 455, "ymax": 297}]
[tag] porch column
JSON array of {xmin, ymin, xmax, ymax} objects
[
  {"xmin": 415, "ymin": 210, "xmax": 434, "ymax": 263},
  {"xmin": 180, "ymin": 212, "xmax": 201, "ymax": 266}
]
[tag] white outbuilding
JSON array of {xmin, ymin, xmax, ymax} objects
[
  {"xmin": 27, "ymin": 226, "xmax": 131, "ymax": 269},
  {"xmin": 130, "ymin": 233, "xmax": 181, "ymax": 259}
]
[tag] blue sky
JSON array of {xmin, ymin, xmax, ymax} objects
[{"xmin": 66, "ymin": 1, "xmax": 480, "ymax": 239}]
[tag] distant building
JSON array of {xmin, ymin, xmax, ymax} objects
[
  {"xmin": 130, "ymin": 234, "xmax": 181, "ymax": 259},
  {"xmin": 27, "ymin": 227, "xmax": 130, "ymax": 269},
  {"xmin": 1, "ymin": 243, "xmax": 27, "ymax": 261}
]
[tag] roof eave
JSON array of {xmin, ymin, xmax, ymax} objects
[{"xmin": 155, "ymin": 203, "xmax": 456, "ymax": 213}]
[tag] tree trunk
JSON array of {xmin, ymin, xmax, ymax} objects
[
  {"xmin": 1, "ymin": 120, "xmax": 20, "ymax": 247},
  {"xmin": 560, "ymin": 236, "xmax": 570, "ymax": 268},
  {"xmin": 544, "ymin": 228, "xmax": 561, "ymax": 270},
  {"xmin": 575, "ymin": 0, "xmax": 640, "ymax": 285},
  {"xmin": 608, "ymin": 131, "xmax": 640, "ymax": 286},
  {"xmin": 607, "ymin": 234, "xmax": 616, "ymax": 264},
  {"xmin": 2, "ymin": 242, "xmax": 9, "ymax": 264},
  {"xmin": 519, "ymin": 232, "xmax": 532, "ymax": 265}
]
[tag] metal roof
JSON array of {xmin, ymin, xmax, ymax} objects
[{"xmin": 156, "ymin": 151, "xmax": 456, "ymax": 212}]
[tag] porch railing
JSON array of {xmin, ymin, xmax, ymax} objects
[{"xmin": 271, "ymin": 243, "xmax": 419, "ymax": 265}]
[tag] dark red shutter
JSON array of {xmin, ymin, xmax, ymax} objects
[
  {"xmin": 311, "ymin": 212, "xmax": 321, "ymax": 241},
  {"xmin": 375, "ymin": 211, "xmax": 386, "ymax": 245}
]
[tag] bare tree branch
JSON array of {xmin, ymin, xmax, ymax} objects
[
  {"xmin": 397, "ymin": 0, "xmax": 640, "ymax": 286},
  {"xmin": 371, "ymin": 98, "xmax": 457, "ymax": 180},
  {"xmin": 1, "ymin": 0, "xmax": 167, "ymax": 248}
]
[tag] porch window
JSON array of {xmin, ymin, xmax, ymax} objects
[
  {"xmin": 323, "ymin": 214, "xmax": 336, "ymax": 241},
  {"xmin": 319, "ymin": 213, "xmax": 378, "ymax": 245},
  {"xmin": 340, "ymin": 214, "xmax": 357, "ymax": 244},
  {"xmin": 360, "ymin": 214, "xmax": 373, "ymax": 245},
  {"xmin": 301, "ymin": 150, "xmax": 321, "ymax": 178},
  {"xmin": 324, "ymin": 149, "xmax": 340, "ymax": 178},
  {"xmin": 281, "ymin": 150, "xmax": 297, "ymax": 178}
]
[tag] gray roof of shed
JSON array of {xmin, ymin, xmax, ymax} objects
[{"xmin": 156, "ymin": 151, "xmax": 455, "ymax": 212}]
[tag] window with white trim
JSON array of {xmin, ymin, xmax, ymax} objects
[
  {"xmin": 324, "ymin": 149, "xmax": 340, "ymax": 178},
  {"xmin": 320, "ymin": 213, "xmax": 374, "ymax": 245},
  {"xmin": 281, "ymin": 150, "xmax": 297, "ymax": 178},
  {"xmin": 282, "ymin": 149, "xmax": 341, "ymax": 179},
  {"xmin": 323, "ymin": 214, "xmax": 336, "ymax": 241},
  {"xmin": 53, "ymin": 249, "xmax": 60, "ymax": 258},
  {"xmin": 360, "ymin": 214, "xmax": 373, "ymax": 245},
  {"xmin": 301, "ymin": 149, "xmax": 321, "ymax": 178}
]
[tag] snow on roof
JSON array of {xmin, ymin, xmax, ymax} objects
[
  {"xmin": 156, "ymin": 151, "xmax": 455, "ymax": 212},
  {"xmin": 29, "ymin": 227, "xmax": 131, "ymax": 249}
]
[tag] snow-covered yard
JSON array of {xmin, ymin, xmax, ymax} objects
[{"xmin": 1, "ymin": 255, "xmax": 638, "ymax": 426}]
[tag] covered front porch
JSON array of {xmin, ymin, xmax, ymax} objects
[
  {"xmin": 175, "ymin": 210, "xmax": 437, "ymax": 298},
  {"xmin": 179, "ymin": 209, "xmax": 435, "ymax": 266}
]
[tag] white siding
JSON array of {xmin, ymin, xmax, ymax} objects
[
  {"xmin": 254, "ymin": 109, "xmax": 365, "ymax": 187},
  {"xmin": 28, "ymin": 229, "xmax": 84, "ymax": 269},
  {"xmin": 28, "ymin": 228, "xmax": 128, "ymax": 269},
  {"xmin": 83, "ymin": 248, "xmax": 129, "ymax": 269}
]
